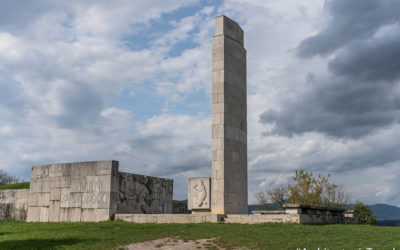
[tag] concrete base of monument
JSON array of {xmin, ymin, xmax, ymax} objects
[
  {"xmin": 114, "ymin": 213, "xmax": 349, "ymax": 224},
  {"xmin": 115, "ymin": 213, "xmax": 225, "ymax": 223},
  {"xmin": 115, "ymin": 204, "xmax": 355, "ymax": 224},
  {"xmin": 114, "ymin": 214, "xmax": 297, "ymax": 224}
]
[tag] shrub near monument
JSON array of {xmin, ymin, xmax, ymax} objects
[{"xmin": 353, "ymin": 202, "xmax": 377, "ymax": 225}]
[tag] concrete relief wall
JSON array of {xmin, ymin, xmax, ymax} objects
[
  {"xmin": 188, "ymin": 177, "xmax": 210, "ymax": 212},
  {"xmin": 0, "ymin": 189, "xmax": 29, "ymax": 221},
  {"xmin": 27, "ymin": 161, "xmax": 118, "ymax": 222},
  {"xmin": 117, "ymin": 172, "xmax": 173, "ymax": 214},
  {"xmin": 1, "ymin": 160, "xmax": 173, "ymax": 222}
]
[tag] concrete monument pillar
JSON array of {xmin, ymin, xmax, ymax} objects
[
  {"xmin": 211, "ymin": 15, "xmax": 247, "ymax": 214},
  {"xmin": 188, "ymin": 15, "xmax": 247, "ymax": 215}
]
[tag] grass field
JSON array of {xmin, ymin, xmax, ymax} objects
[
  {"xmin": 0, "ymin": 182, "xmax": 30, "ymax": 190},
  {"xmin": 0, "ymin": 221, "xmax": 399, "ymax": 249}
]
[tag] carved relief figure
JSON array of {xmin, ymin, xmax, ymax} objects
[{"xmin": 193, "ymin": 180, "xmax": 208, "ymax": 208}]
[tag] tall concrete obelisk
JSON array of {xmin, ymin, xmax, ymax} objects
[{"xmin": 211, "ymin": 15, "xmax": 247, "ymax": 214}]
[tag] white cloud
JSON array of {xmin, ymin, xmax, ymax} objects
[
  {"xmin": 126, "ymin": 113, "xmax": 211, "ymax": 199},
  {"xmin": 296, "ymin": 140, "xmax": 320, "ymax": 157},
  {"xmin": 0, "ymin": 0, "xmax": 204, "ymax": 177},
  {"xmin": 0, "ymin": 125, "xmax": 12, "ymax": 135}
]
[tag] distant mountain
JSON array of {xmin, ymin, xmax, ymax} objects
[
  {"xmin": 180, "ymin": 199, "xmax": 188, "ymax": 205},
  {"xmin": 369, "ymin": 204, "xmax": 400, "ymax": 220},
  {"xmin": 248, "ymin": 204, "xmax": 256, "ymax": 214}
]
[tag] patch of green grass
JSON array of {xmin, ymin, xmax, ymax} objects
[
  {"xmin": 0, "ymin": 182, "xmax": 30, "ymax": 190},
  {"xmin": 0, "ymin": 220, "xmax": 399, "ymax": 249}
]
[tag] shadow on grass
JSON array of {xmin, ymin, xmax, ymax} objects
[{"xmin": 0, "ymin": 238, "xmax": 94, "ymax": 249}]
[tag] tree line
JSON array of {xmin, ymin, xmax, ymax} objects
[{"xmin": 0, "ymin": 169, "xmax": 22, "ymax": 185}]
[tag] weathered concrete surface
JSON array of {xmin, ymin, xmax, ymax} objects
[
  {"xmin": 211, "ymin": 15, "xmax": 248, "ymax": 214},
  {"xmin": 117, "ymin": 172, "xmax": 173, "ymax": 214},
  {"xmin": 224, "ymin": 213, "xmax": 345, "ymax": 224},
  {"xmin": 116, "ymin": 204, "xmax": 351, "ymax": 224},
  {"xmin": 188, "ymin": 177, "xmax": 210, "ymax": 212},
  {"xmin": 283, "ymin": 204, "xmax": 348, "ymax": 224},
  {"xmin": 24, "ymin": 160, "xmax": 173, "ymax": 222},
  {"xmin": 298, "ymin": 214, "xmax": 345, "ymax": 224},
  {"xmin": 27, "ymin": 161, "xmax": 119, "ymax": 222},
  {"xmin": 0, "ymin": 189, "xmax": 29, "ymax": 221},
  {"xmin": 224, "ymin": 214, "xmax": 299, "ymax": 224},
  {"xmin": 238, "ymin": 204, "xmax": 352, "ymax": 224},
  {"xmin": 225, "ymin": 205, "xmax": 351, "ymax": 224},
  {"xmin": 115, "ymin": 213, "xmax": 223, "ymax": 223}
]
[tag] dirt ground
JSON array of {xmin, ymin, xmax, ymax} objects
[{"xmin": 121, "ymin": 237, "xmax": 240, "ymax": 249}]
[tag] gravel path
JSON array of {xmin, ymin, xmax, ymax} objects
[{"xmin": 121, "ymin": 237, "xmax": 223, "ymax": 249}]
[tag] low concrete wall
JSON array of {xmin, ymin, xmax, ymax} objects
[
  {"xmin": 284, "ymin": 204, "xmax": 347, "ymax": 224},
  {"xmin": 117, "ymin": 172, "xmax": 173, "ymax": 214},
  {"xmin": 0, "ymin": 189, "xmax": 29, "ymax": 221},
  {"xmin": 245, "ymin": 204, "xmax": 351, "ymax": 224},
  {"xmin": 114, "ymin": 204, "xmax": 353, "ymax": 224},
  {"xmin": 115, "ymin": 211, "xmax": 351, "ymax": 224},
  {"xmin": 226, "ymin": 205, "xmax": 351, "ymax": 224},
  {"xmin": 224, "ymin": 213, "xmax": 299, "ymax": 224},
  {"xmin": 115, "ymin": 213, "xmax": 223, "ymax": 223},
  {"xmin": 298, "ymin": 214, "xmax": 344, "ymax": 224}
]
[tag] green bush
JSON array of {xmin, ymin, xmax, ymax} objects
[{"xmin": 353, "ymin": 202, "xmax": 376, "ymax": 225}]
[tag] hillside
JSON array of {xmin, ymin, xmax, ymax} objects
[{"xmin": 369, "ymin": 204, "xmax": 400, "ymax": 220}]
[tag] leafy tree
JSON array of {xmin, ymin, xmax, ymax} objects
[
  {"xmin": 254, "ymin": 190, "xmax": 270, "ymax": 210},
  {"xmin": 268, "ymin": 184, "xmax": 288, "ymax": 208},
  {"xmin": 255, "ymin": 185, "xmax": 288, "ymax": 210},
  {"xmin": 0, "ymin": 169, "xmax": 21, "ymax": 185},
  {"xmin": 288, "ymin": 170, "xmax": 350, "ymax": 208},
  {"xmin": 288, "ymin": 170, "xmax": 325, "ymax": 206},
  {"xmin": 353, "ymin": 202, "xmax": 376, "ymax": 225},
  {"xmin": 256, "ymin": 170, "xmax": 351, "ymax": 209}
]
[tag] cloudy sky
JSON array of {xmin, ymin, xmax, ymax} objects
[{"xmin": 1, "ymin": 0, "xmax": 400, "ymax": 205}]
